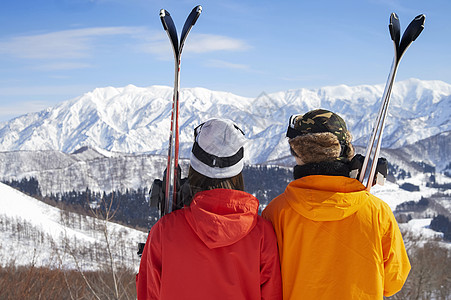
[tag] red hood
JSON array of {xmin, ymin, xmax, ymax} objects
[{"xmin": 184, "ymin": 189, "xmax": 259, "ymax": 249}]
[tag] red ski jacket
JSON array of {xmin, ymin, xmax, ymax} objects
[{"xmin": 136, "ymin": 188, "xmax": 282, "ymax": 300}]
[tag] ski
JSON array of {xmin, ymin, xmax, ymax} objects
[
  {"xmin": 359, "ymin": 13, "xmax": 425, "ymax": 191},
  {"xmin": 160, "ymin": 5, "xmax": 202, "ymax": 216}
]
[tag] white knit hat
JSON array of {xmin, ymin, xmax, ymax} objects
[{"xmin": 190, "ymin": 118, "xmax": 246, "ymax": 179}]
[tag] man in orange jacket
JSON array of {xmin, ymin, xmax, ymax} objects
[
  {"xmin": 262, "ymin": 109, "xmax": 411, "ymax": 299},
  {"xmin": 137, "ymin": 118, "xmax": 282, "ymax": 300}
]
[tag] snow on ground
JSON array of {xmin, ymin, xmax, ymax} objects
[
  {"xmin": 407, "ymin": 218, "xmax": 435, "ymax": 232},
  {"xmin": 399, "ymin": 218, "xmax": 451, "ymax": 250},
  {"xmin": 405, "ymin": 218, "xmax": 442, "ymax": 239},
  {"xmin": 0, "ymin": 182, "xmax": 147, "ymax": 270},
  {"xmin": 371, "ymin": 175, "xmax": 443, "ymax": 211},
  {"xmin": 2, "ymin": 182, "xmax": 94, "ymax": 243},
  {"xmin": 371, "ymin": 178, "xmax": 450, "ymax": 248}
]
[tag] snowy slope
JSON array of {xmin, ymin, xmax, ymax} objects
[
  {"xmin": 0, "ymin": 182, "xmax": 147, "ymax": 270},
  {"xmin": 0, "ymin": 79, "xmax": 450, "ymax": 168}
]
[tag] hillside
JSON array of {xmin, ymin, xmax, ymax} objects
[{"xmin": 0, "ymin": 182, "xmax": 147, "ymax": 270}]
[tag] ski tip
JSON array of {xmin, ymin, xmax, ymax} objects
[
  {"xmin": 415, "ymin": 14, "xmax": 426, "ymax": 22},
  {"xmin": 390, "ymin": 12, "xmax": 399, "ymax": 21},
  {"xmin": 414, "ymin": 14, "xmax": 426, "ymax": 37},
  {"xmin": 192, "ymin": 5, "xmax": 202, "ymax": 25},
  {"xmin": 409, "ymin": 14, "xmax": 426, "ymax": 42},
  {"xmin": 389, "ymin": 12, "xmax": 400, "ymax": 45},
  {"xmin": 159, "ymin": 9, "xmax": 168, "ymax": 18},
  {"xmin": 160, "ymin": 9, "xmax": 169, "ymax": 30},
  {"xmin": 396, "ymin": 13, "xmax": 425, "ymax": 59},
  {"xmin": 413, "ymin": 14, "xmax": 426, "ymax": 29}
]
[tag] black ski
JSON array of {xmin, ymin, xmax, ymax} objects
[
  {"xmin": 160, "ymin": 6, "xmax": 202, "ymax": 216},
  {"xmin": 359, "ymin": 13, "xmax": 425, "ymax": 190}
]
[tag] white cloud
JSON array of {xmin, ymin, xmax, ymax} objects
[
  {"xmin": 206, "ymin": 59, "xmax": 250, "ymax": 70},
  {"xmin": 0, "ymin": 28, "xmax": 250, "ymax": 61},
  {"xmin": 141, "ymin": 33, "xmax": 251, "ymax": 59},
  {"xmin": 0, "ymin": 27, "xmax": 148, "ymax": 60},
  {"xmin": 185, "ymin": 33, "xmax": 251, "ymax": 53},
  {"xmin": 0, "ymin": 27, "xmax": 251, "ymax": 72}
]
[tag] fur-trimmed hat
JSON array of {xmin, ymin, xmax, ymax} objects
[
  {"xmin": 286, "ymin": 109, "xmax": 354, "ymax": 164},
  {"xmin": 190, "ymin": 118, "xmax": 246, "ymax": 179}
]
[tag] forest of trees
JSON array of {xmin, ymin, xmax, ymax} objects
[
  {"xmin": 430, "ymin": 215, "xmax": 451, "ymax": 242},
  {"xmin": 2, "ymin": 165, "xmax": 292, "ymax": 230},
  {"xmin": 3, "ymin": 177, "xmax": 41, "ymax": 197},
  {"xmin": 45, "ymin": 188, "xmax": 156, "ymax": 230}
]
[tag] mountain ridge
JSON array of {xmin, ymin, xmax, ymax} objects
[{"xmin": 0, "ymin": 78, "xmax": 450, "ymax": 169}]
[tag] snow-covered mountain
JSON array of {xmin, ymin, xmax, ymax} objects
[
  {"xmin": 0, "ymin": 181, "xmax": 147, "ymax": 270},
  {"xmin": 0, "ymin": 78, "xmax": 450, "ymax": 170}
]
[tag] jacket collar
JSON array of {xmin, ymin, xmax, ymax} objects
[{"xmin": 293, "ymin": 161, "xmax": 351, "ymax": 180}]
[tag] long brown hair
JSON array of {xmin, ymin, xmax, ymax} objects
[{"xmin": 187, "ymin": 166, "xmax": 244, "ymax": 197}]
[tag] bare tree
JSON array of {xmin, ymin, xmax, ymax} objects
[
  {"xmin": 387, "ymin": 230, "xmax": 451, "ymax": 300},
  {"xmin": 89, "ymin": 191, "xmax": 121, "ymax": 299}
]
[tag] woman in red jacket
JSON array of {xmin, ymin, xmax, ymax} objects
[{"xmin": 137, "ymin": 118, "xmax": 282, "ymax": 300}]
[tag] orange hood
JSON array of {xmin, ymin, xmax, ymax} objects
[{"xmin": 285, "ymin": 175, "xmax": 368, "ymax": 221}]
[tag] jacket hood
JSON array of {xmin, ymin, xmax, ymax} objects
[
  {"xmin": 285, "ymin": 175, "xmax": 368, "ymax": 221},
  {"xmin": 184, "ymin": 189, "xmax": 259, "ymax": 249}
]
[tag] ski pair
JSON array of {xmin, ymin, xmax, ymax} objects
[
  {"xmin": 359, "ymin": 13, "xmax": 425, "ymax": 191},
  {"xmin": 160, "ymin": 6, "xmax": 202, "ymax": 216}
]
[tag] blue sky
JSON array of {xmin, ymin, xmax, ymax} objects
[{"xmin": 0, "ymin": 0, "xmax": 449, "ymax": 122}]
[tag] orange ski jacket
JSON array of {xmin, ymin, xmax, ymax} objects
[
  {"xmin": 137, "ymin": 188, "xmax": 282, "ymax": 300},
  {"xmin": 262, "ymin": 175, "xmax": 410, "ymax": 300}
]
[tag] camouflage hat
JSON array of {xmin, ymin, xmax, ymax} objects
[{"xmin": 286, "ymin": 109, "xmax": 348, "ymax": 142}]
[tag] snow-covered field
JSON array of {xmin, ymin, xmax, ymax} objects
[
  {"xmin": 0, "ymin": 182, "xmax": 147, "ymax": 270},
  {"xmin": 371, "ymin": 177, "xmax": 438, "ymax": 211}
]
